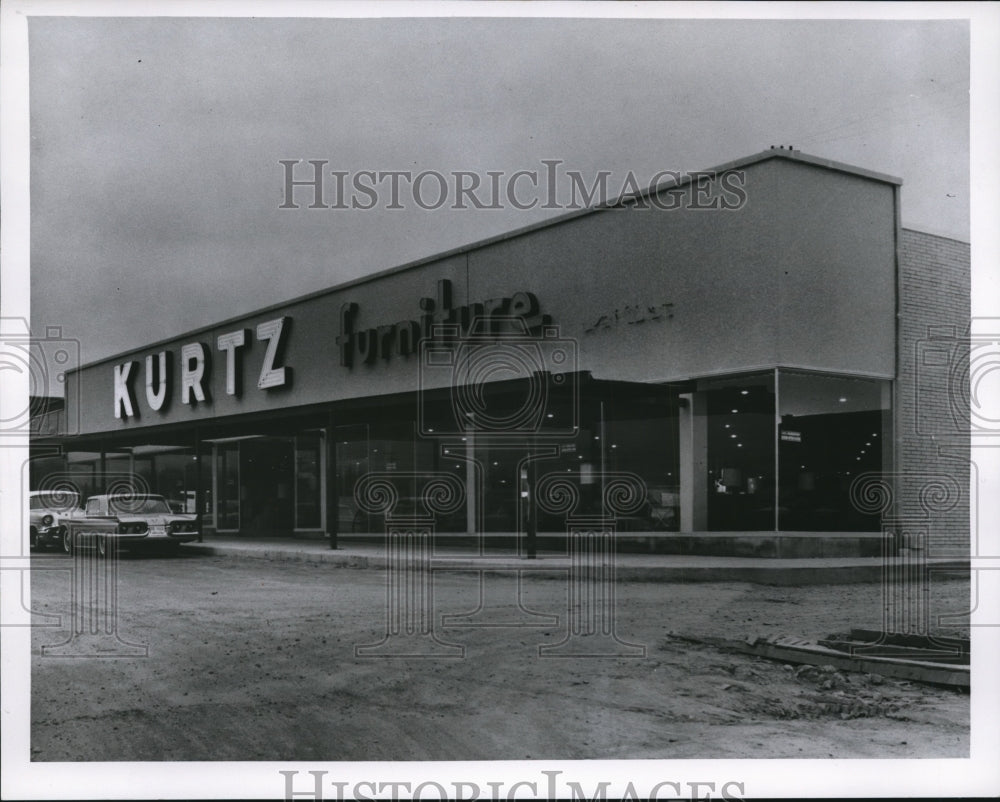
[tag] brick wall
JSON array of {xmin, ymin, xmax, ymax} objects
[{"xmin": 895, "ymin": 228, "xmax": 971, "ymax": 556}]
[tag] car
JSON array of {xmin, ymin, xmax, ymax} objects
[
  {"xmin": 29, "ymin": 489, "xmax": 84, "ymax": 551},
  {"xmin": 62, "ymin": 493, "xmax": 199, "ymax": 555}
]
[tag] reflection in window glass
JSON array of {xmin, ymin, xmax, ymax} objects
[
  {"xmin": 778, "ymin": 371, "xmax": 889, "ymax": 531},
  {"xmin": 701, "ymin": 372, "xmax": 775, "ymax": 531},
  {"xmin": 216, "ymin": 443, "xmax": 239, "ymax": 531},
  {"xmin": 295, "ymin": 432, "xmax": 323, "ymax": 530}
]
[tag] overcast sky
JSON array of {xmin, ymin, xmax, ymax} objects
[{"xmin": 27, "ymin": 13, "xmax": 971, "ymax": 375}]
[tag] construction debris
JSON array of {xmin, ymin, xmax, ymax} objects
[{"xmin": 668, "ymin": 630, "xmax": 969, "ymax": 689}]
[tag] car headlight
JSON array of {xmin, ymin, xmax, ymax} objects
[{"xmin": 42, "ymin": 514, "xmax": 54, "ymax": 527}]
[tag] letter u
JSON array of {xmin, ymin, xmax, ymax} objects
[{"xmin": 145, "ymin": 351, "xmax": 170, "ymax": 411}]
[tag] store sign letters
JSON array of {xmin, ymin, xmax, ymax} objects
[
  {"xmin": 110, "ymin": 279, "xmax": 550, "ymax": 420},
  {"xmin": 337, "ymin": 279, "xmax": 548, "ymax": 367},
  {"xmin": 113, "ymin": 317, "xmax": 290, "ymax": 419},
  {"xmin": 584, "ymin": 302, "xmax": 674, "ymax": 335}
]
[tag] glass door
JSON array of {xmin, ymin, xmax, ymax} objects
[
  {"xmin": 294, "ymin": 431, "xmax": 326, "ymax": 531},
  {"xmin": 214, "ymin": 442, "xmax": 240, "ymax": 532}
]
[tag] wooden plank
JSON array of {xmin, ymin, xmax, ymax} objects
[
  {"xmin": 818, "ymin": 637, "xmax": 968, "ymax": 665},
  {"xmin": 847, "ymin": 628, "xmax": 969, "ymax": 653},
  {"xmin": 735, "ymin": 636, "xmax": 969, "ymax": 689}
]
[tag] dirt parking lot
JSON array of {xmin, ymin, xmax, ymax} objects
[{"xmin": 30, "ymin": 550, "xmax": 969, "ymax": 761}]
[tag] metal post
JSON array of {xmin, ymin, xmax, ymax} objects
[
  {"xmin": 327, "ymin": 410, "xmax": 338, "ymax": 549},
  {"xmin": 526, "ymin": 449, "xmax": 537, "ymax": 559},
  {"xmin": 194, "ymin": 425, "xmax": 204, "ymax": 542}
]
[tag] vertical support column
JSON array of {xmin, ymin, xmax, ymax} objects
[
  {"xmin": 774, "ymin": 367, "xmax": 780, "ymax": 532},
  {"xmin": 194, "ymin": 425, "xmax": 204, "ymax": 542},
  {"xmin": 679, "ymin": 392, "xmax": 708, "ymax": 532},
  {"xmin": 540, "ymin": 516, "xmax": 645, "ymax": 657},
  {"xmin": 525, "ymin": 449, "xmax": 538, "ymax": 559},
  {"xmin": 326, "ymin": 410, "xmax": 338, "ymax": 550},
  {"xmin": 465, "ymin": 426, "xmax": 476, "ymax": 537},
  {"xmin": 881, "ymin": 381, "xmax": 895, "ymax": 550}
]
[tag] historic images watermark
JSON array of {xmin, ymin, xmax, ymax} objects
[
  {"xmin": 14, "ymin": 470, "xmax": 150, "ymax": 658},
  {"xmin": 844, "ymin": 317, "xmax": 1000, "ymax": 645},
  {"xmin": 0, "ymin": 317, "xmax": 80, "ymax": 440},
  {"xmin": 914, "ymin": 318, "xmax": 1000, "ymax": 630},
  {"xmin": 279, "ymin": 769, "xmax": 746, "ymax": 801},
  {"xmin": 353, "ymin": 318, "xmax": 647, "ymax": 658},
  {"xmin": 278, "ymin": 159, "xmax": 747, "ymax": 212}
]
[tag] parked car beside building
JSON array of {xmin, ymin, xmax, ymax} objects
[
  {"xmin": 62, "ymin": 493, "xmax": 199, "ymax": 555},
  {"xmin": 28, "ymin": 489, "xmax": 83, "ymax": 551}
]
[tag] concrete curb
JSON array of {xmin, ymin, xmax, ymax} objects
[{"xmin": 183, "ymin": 543, "xmax": 970, "ymax": 585}]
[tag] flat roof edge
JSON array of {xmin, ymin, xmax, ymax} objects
[{"xmin": 901, "ymin": 226, "xmax": 971, "ymax": 246}]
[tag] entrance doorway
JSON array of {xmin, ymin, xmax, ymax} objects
[{"xmin": 240, "ymin": 437, "xmax": 295, "ymax": 534}]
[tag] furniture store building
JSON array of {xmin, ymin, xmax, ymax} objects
[{"xmin": 32, "ymin": 148, "xmax": 971, "ymax": 554}]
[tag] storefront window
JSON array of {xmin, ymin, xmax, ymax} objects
[
  {"xmin": 295, "ymin": 431, "xmax": 324, "ymax": 530},
  {"xmin": 241, "ymin": 437, "xmax": 294, "ymax": 533},
  {"xmin": 130, "ymin": 445, "xmax": 198, "ymax": 513},
  {"xmin": 215, "ymin": 442, "xmax": 240, "ymax": 531},
  {"xmin": 604, "ymin": 391, "xmax": 681, "ymax": 532},
  {"xmin": 335, "ymin": 424, "xmax": 371, "ymax": 533},
  {"xmin": 701, "ymin": 372, "xmax": 776, "ymax": 531},
  {"xmin": 103, "ymin": 450, "xmax": 133, "ymax": 490},
  {"xmin": 198, "ymin": 443, "xmax": 213, "ymax": 527},
  {"xmin": 64, "ymin": 451, "xmax": 100, "ymax": 502},
  {"xmin": 778, "ymin": 370, "xmax": 890, "ymax": 531}
]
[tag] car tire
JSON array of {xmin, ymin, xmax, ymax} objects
[{"xmin": 61, "ymin": 527, "xmax": 73, "ymax": 555}]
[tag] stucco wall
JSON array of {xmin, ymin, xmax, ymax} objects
[{"xmin": 66, "ymin": 153, "xmax": 898, "ymax": 437}]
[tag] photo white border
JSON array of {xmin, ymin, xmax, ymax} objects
[{"xmin": 2, "ymin": 2, "xmax": 998, "ymax": 799}]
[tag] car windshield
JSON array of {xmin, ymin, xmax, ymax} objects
[
  {"xmin": 30, "ymin": 493, "xmax": 79, "ymax": 510},
  {"xmin": 110, "ymin": 497, "xmax": 171, "ymax": 515}
]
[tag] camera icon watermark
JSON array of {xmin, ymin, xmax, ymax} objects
[
  {"xmin": 915, "ymin": 320, "xmax": 1000, "ymax": 439},
  {"xmin": 0, "ymin": 317, "xmax": 80, "ymax": 439},
  {"xmin": 4, "ymin": 464, "xmax": 150, "ymax": 657},
  {"xmin": 913, "ymin": 317, "xmax": 1000, "ymax": 630},
  {"xmin": 417, "ymin": 316, "xmax": 579, "ymax": 438},
  {"xmin": 352, "ymin": 471, "xmax": 466, "ymax": 658}
]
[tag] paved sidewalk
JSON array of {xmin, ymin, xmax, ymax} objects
[{"xmin": 183, "ymin": 537, "xmax": 970, "ymax": 585}]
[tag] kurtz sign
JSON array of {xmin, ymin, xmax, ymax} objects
[
  {"xmin": 111, "ymin": 280, "xmax": 547, "ymax": 420},
  {"xmin": 113, "ymin": 317, "xmax": 291, "ymax": 419}
]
